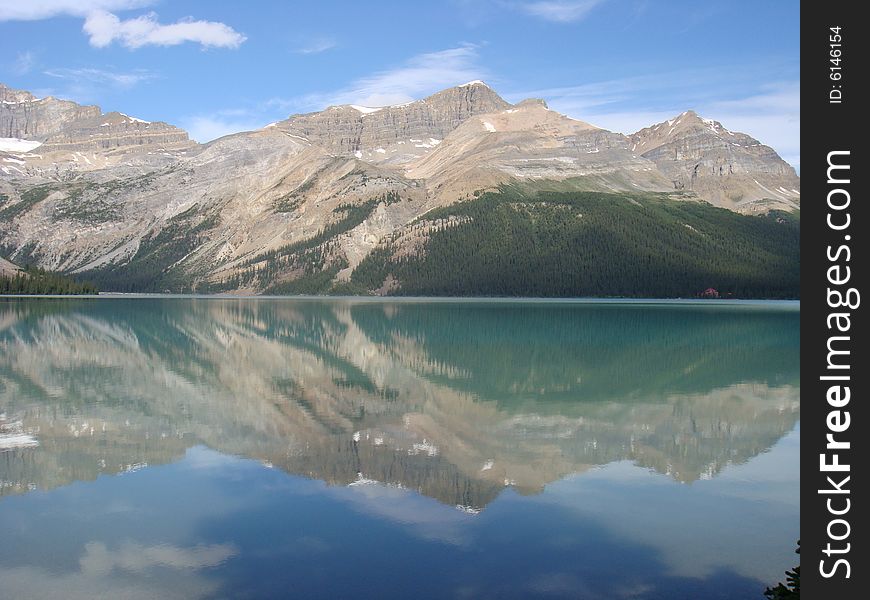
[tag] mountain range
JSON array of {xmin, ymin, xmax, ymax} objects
[{"xmin": 0, "ymin": 81, "xmax": 800, "ymax": 296}]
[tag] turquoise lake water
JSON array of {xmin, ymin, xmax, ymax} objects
[{"xmin": 0, "ymin": 298, "xmax": 799, "ymax": 599}]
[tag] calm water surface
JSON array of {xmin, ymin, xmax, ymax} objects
[{"xmin": 0, "ymin": 298, "xmax": 799, "ymax": 599}]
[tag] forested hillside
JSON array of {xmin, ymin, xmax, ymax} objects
[
  {"xmin": 350, "ymin": 190, "xmax": 800, "ymax": 298},
  {"xmin": 4, "ymin": 189, "xmax": 798, "ymax": 298}
]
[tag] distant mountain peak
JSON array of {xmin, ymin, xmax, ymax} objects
[
  {"xmin": 629, "ymin": 111, "xmax": 799, "ymax": 213},
  {"xmin": 647, "ymin": 110, "xmax": 729, "ymax": 135}
]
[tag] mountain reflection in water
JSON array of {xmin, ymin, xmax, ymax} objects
[{"xmin": 1, "ymin": 298, "xmax": 799, "ymax": 512}]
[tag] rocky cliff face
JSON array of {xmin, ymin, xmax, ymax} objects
[
  {"xmin": 39, "ymin": 111, "xmax": 192, "ymax": 154},
  {"xmin": 630, "ymin": 110, "xmax": 800, "ymax": 213},
  {"xmin": 276, "ymin": 81, "xmax": 511, "ymax": 163},
  {"xmin": 1, "ymin": 83, "xmax": 194, "ymax": 175},
  {"xmin": 1, "ymin": 83, "xmax": 101, "ymax": 139}
]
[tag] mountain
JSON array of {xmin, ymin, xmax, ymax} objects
[
  {"xmin": 275, "ymin": 81, "xmax": 511, "ymax": 163},
  {"xmin": 0, "ymin": 81, "xmax": 800, "ymax": 296},
  {"xmin": 630, "ymin": 110, "xmax": 800, "ymax": 213},
  {"xmin": 0, "ymin": 82, "xmax": 193, "ymax": 175}
]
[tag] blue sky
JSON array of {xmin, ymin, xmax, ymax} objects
[{"xmin": 1, "ymin": 0, "xmax": 799, "ymax": 169}]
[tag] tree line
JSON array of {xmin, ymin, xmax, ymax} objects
[{"xmin": 0, "ymin": 266, "xmax": 98, "ymax": 295}]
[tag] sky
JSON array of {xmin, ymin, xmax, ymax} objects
[{"xmin": 0, "ymin": 0, "xmax": 800, "ymax": 169}]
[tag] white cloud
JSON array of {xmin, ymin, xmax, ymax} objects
[
  {"xmin": 0, "ymin": 0, "xmax": 150, "ymax": 21},
  {"xmin": 83, "ymin": 10, "xmax": 246, "ymax": 49},
  {"xmin": 320, "ymin": 44, "xmax": 488, "ymax": 107},
  {"xmin": 44, "ymin": 67, "xmax": 156, "ymax": 89},
  {"xmin": 80, "ymin": 541, "xmax": 237, "ymax": 574},
  {"xmin": 295, "ymin": 37, "xmax": 338, "ymax": 55},
  {"xmin": 0, "ymin": 542, "xmax": 232, "ymax": 600},
  {"xmin": 0, "ymin": 2, "xmax": 244, "ymax": 50},
  {"xmin": 519, "ymin": 0, "xmax": 604, "ymax": 22},
  {"xmin": 182, "ymin": 113, "xmax": 268, "ymax": 143}
]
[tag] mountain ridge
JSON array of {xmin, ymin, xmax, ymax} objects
[{"xmin": 0, "ymin": 80, "xmax": 799, "ymax": 295}]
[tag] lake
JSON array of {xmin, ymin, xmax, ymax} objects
[{"xmin": 0, "ymin": 297, "xmax": 799, "ymax": 599}]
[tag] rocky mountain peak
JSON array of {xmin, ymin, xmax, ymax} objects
[
  {"xmin": 676, "ymin": 110, "xmax": 734, "ymax": 135},
  {"xmin": 423, "ymin": 81, "xmax": 511, "ymax": 118},
  {"xmin": 630, "ymin": 112, "xmax": 799, "ymax": 212},
  {"xmin": 274, "ymin": 81, "xmax": 511, "ymax": 162},
  {"xmin": 633, "ymin": 110, "xmax": 735, "ymax": 143},
  {"xmin": 0, "ymin": 83, "xmax": 37, "ymax": 104}
]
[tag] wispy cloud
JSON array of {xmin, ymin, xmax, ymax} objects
[
  {"xmin": 181, "ymin": 111, "xmax": 269, "ymax": 144},
  {"xmin": 13, "ymin": 51, "xmax": 36, "ymax": 75},
  {"xmin": 706, "ymin": 81, "xmax": 799, "ymax": 117},
  {"xmin": 315, "ymin": 44, "xmax": 488, "ymax": 107},
  {"xmin": 42, "ymin": 66, "xmax": 157, "ymax": 103},
  {"xmin": 83, "ymin": 10, "xmax": 246, "ymax": 49},
  {"xmin": 44, "ymin": 66, "xmax": 156, "ymax": 89},
  {"xmin": 0, "ymin": 0, "xmax": 150, "ymax": 21},
  {"xmin": 294, "ymin": 37, "xmax": 337, "ymax": 55},
  {"xmin": 518, "ymin": 0, "xmax": 604, "ymax": 22}
]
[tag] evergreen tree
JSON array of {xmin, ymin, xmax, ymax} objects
[{"xmin": 764, "ymin": 542, "xmax": 800, "ymax": 599}]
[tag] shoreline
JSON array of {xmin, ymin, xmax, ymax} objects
[{"xmin": 1, "ymin": 293, "xmax": 801, "ymax": 308}]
